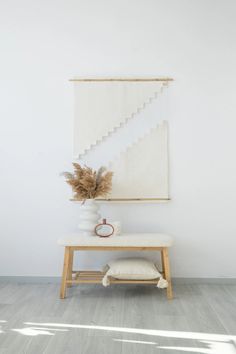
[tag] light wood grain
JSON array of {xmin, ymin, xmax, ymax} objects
[
  {"xmin": 67, "ymin": 246, "xmax": 164, "ymax": 251},
  {"xmin": 69, "ymin": 78, "xmax": 173, "ymax": 82},
  {"xmin": 67, "ymin": 249, "xmax": 74, "ymax": 288},
  {"xmin": 60, "ymin": 247, "xmax": 70, "ymax": 299},
  {"xmin": 162, "ymin": 248, "xmax": 173, "ymax": 300}
]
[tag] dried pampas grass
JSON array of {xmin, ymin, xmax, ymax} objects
[{"xmin": 62, "ymin": 163, "xmax": 113, "ymax": 201}]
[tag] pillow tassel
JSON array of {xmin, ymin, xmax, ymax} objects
[
  {"xmin": 157, "ymin": 276, "xmax": 168, "ymax": 289},
  {"xmin": 102, "ymin": 274, "xmax": 110, "ymax": 287}
]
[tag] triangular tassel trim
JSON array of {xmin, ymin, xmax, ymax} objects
[{"xmin": 157, "ymin": 276, "xmax": 168, "ymax": 289}]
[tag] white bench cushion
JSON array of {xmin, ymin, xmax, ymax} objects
[{"xmin": 58, "ymin": 233, "xmax": 173, "ymax": 247}]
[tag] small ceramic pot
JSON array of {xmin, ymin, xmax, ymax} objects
[{"xmin": 94, "ymin": 219, "xmax": 114, "ymax": 237}]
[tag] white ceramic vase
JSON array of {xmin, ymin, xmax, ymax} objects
[{"xmin": 78, "ymin": 199, "xmax": 100, "ymax": 236}]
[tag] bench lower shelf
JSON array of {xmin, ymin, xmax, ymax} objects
[
  {"xmin": 60, "ymin": 245, "xmax": 173, "ymax": 299},
  {"xmin": 67, "ymin": 270, "xmax": 161, "ymax": 284}
]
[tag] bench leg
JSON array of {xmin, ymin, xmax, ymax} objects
[
  {"xmin": 60, "ymin": 246, "xmax": 70, "ymax": 299},
  {"xmin": 67, "ymin": 249, "xmax": 74, "ymax": 288},
  {"xmin": 161, "ymin": 248, "xmax": 173, "ymax": 300}
]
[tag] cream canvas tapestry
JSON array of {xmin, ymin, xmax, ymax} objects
[
  {"xmin": 73, "ymin": 79, "xmax": 171, "ymax": 201},
  {"xmin": 108, "ymin": 122, "xmax": 168, "ymax": 199}
]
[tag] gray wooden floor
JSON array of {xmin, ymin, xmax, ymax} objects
[{"xmin": 0, "ymin": 283, "xmax": 235, "ymax": 354}]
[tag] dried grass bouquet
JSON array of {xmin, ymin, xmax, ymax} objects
[{"xmin": 62, "ymin": 163, "xmax": 113, "ymax": 201}]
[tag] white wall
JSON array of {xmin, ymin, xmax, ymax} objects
[{"xmin": 1, "ymin": 0, "xmax": 236, "ymax": 278}]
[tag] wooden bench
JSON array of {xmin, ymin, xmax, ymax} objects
[{"xmin": 58, "ymin": 233, "xmax": 173, "ymax": 299}]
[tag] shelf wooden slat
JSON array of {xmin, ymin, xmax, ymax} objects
[
  {"xmin": 67, "ymin": 271, "xmax": 160, "ymax": 285},
  {"xmin": 69, "ymin": 78, "xmax": 173, "ymax": 82}
]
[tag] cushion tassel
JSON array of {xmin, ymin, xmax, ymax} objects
[
  {"xmin": 157, "ymin": 276, "xmax": 168, "ymax": 289},
  {"xmin": 102, "ymin": 274, "xmax": 110, "ymax": 287}
]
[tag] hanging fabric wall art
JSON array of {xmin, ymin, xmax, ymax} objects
[{"xmin": 72, "ymin": 78, "xmax": 172, "ymax": 201}]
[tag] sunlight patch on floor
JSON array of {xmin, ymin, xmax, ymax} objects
[
  {"xmin": 24, "ymin": 322, "xmax": 236, "ymax": 342},
  {"xmin": 159, "ymin": 341, "xmax": 236, "ymax": 354},
  {"xmin": 113, "ymin": 338, "xmax": 158, "ymax": 345},
  {"xmin": 12, "ymin": 327, "xmax": 69, "ymax": 336},
  {"xmin": 5, "ymin": 321, "xmax": 236, "ymax": 353}
]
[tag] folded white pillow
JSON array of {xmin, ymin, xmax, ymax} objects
[{"xmin": 102, "ymin": 258, "xmax": 168, "ymax": 288}]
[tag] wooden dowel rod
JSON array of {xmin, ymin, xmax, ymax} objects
[
  {"xmin": 73, "ymin": 270, "xmax": 163, "ymax": 275},
  {"xmin": 66, "ymin": 279, "xmax": 159, "ymax": 284},
  {"xmin": 69, "ymin": 78, "xmax": 173, "ymax": 82},
  {"xmin": 67, "ymin": 279, "xmax": 102, "ymax": 284},
  {"xmin": 70, "ymin": 198, "xmax": 171, "ymax": 203},
  {"xmin": 72, "ymin": 270, "xmax": 102, "ymax": 275},
  {"xmin": 95, "ymin": 198, "xmax": 171, "ymax": 201},
  {"xmin": 78, "ymin": 273, "xmax": 104, "ymax": 276}
]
